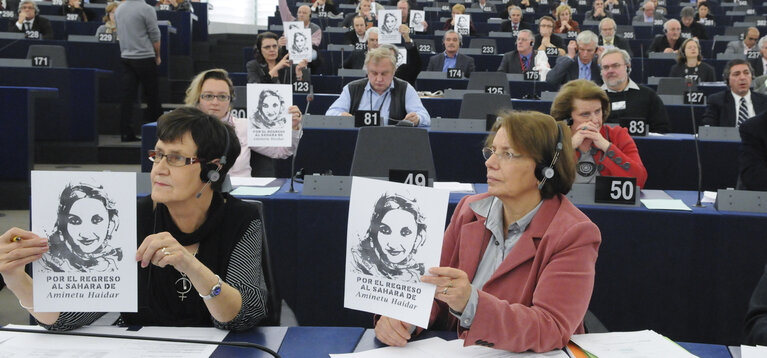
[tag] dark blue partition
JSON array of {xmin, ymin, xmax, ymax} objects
[{"xmin": 157, "ymin": 10, "xmax": 193, "ymax": 55}]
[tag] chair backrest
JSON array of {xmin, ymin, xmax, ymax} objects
[
  {"xmin": 467, "ymin": 72, "xmax": 510, "ymax": 94},
  {"xmin": 459, "ymin": 93, "xmax": 513, "ymax": 119},
  {"xmin": 647, "ymin": 52, "xmax": 676, "ymax": 59},
  {"xmin": 469, "ymin": 38, "xmax": 498, "ymax": 55},
  {"xmin": 328, "ymin": 43, "xmax": 354, "ymax": 52},
  {"xmin": 26, "ymin": 45, "xmax": 68, "ymax": 68},
  {"xmin": 242, "ymin": 199, "xmax": 282, "ymax": 326},
  {"xmin": 657, "ymin": 77, "xmax": 689, "ymax": 95},
  {"xmin": 350, "ymin": 127, "xmax": 436, "ymax": 181},
  {"xmin": 338, "ymin": 68, "xmax": 366, "ymax": 78},
  {"xmin": 716, "ymin": 53, "xmax": 747, "ymax": 61}
]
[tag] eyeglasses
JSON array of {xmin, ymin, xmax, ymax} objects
[
  {"xmin": 200, "ymin": 94, "xmax": 231, "ymax": 102},
  {"xmin": 601, "ymin": 63, "xmax": 626, "ymax": 71},
  {"xmin": 148, "ymin": 150, "xmax": 200, "ymax": 167},
  {"xmin": 482, "ymin": 147, "xmax": 523, "ymax": 161}
]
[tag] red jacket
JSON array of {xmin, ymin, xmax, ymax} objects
[
  {"xmin": 575, "ymin": 125, "xmax": 648, "ymax": 188},
  {"xmin": 428, "ymin": 193, "xmax": 601, "ymax": 352}
]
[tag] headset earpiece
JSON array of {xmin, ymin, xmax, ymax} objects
[
  {"xmin": 198, "ymin": 125, "xmax": 231, "ymax": 184},
  {"xmin": 536, "ymin": 122, "xmax": 564, "ymax": 190}
]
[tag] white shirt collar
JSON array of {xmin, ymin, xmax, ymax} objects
[
  {"xmin": 731, "ymin": 90, "xmax": 752, "ymax": 104},
  {"xmin": 601, "ymin": 78, "xmax": 640, "ymax": 92}
]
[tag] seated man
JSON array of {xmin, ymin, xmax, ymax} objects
[
  {"xmin": 397, "ymin": 0, "xmax": 426, "ymax": 31},
  {"xmin": 500, "ymin": 5, "xmax": 531, "ymax": 33},
  {"xmin": 679, "ymin": 6, "xmax": 707, "ymax": 40},
  {"xmin": 327, "ymin": 47, "xmax": 431, "ymax": 127},
  {"xmin": 726, "ymin": 27, "xmax": 760, "ymax": 55},
  {"xmin": 534, "ymin": 16, "xmax": 565, "ymax": 56},
  {"xmin": 600, "ymin": 48, "xmax": 670, "ymax": 133},
  {"xmin": 497, "ymin": 29, "xmax": 536, "ymax": 74},
  {"xmin": 752, "ymin": 36, "xmax": 767, "ymax": 77},
  {"xmin": 344, "ymin": 15, "xmax": 368, "ymax": 49},
  {"xmin": 344, "ymin": 27, "xmax": 378, "ymax": 69},
  {"xmin": 7, "ymin": 0, "xmax": 53, "ymax": 40},
  {"xmin": 647, "ymin": 19, "xmax": 682, "ymax": 54},
  {"xmin": 426, "ymin": 30, "xmax": 475, "ymax": 78},
  {"xmin": 632, "ymin": 0, "xmax": 665, "ymax": 23},
  {"xmin": 739, "ymin": 112, "xmax": 767, "ymax": 191},
  {"xmin": 279, "ymin": 0, "xmax": 322, "ymax": 47},
  {"xmin": 598, "ymin": 18, "xmax": 632, "ymax": 57},
  {"xmin": 546, "ymin": 31, "xmax": 603, "ymax": 86},
  {"xmin": 702, "ymin": 59, "xmax": 767, "ymax": 127}
]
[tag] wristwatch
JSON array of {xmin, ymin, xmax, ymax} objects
[{"xmin": 199, "ymin": 274, "xmax": 222, "ymax": 300}]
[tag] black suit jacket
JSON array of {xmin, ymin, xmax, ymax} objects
[
  {"xmin": 738, "ymin": 111, "xmax": 767, "ymax": 191},
  {"xmin": 751, "ymin": 57, "xmax": 766, "ymax": 77},
  {"xmin": 7, "ymin": 15, "xmax": 54, "ymax": 40},
  {"xmin": 344, "ymin": 30, "xmax": 366, "ymax": 47},
  {"xmin": 426, "ymin": 52, "xmax": 475, "ymax": 77},
  {"xmin": 545, "ymin": 56, "xmax": 603, "ymax": 86},
  {"xmin": 701, "ymin": 90, "xmax": 767, "ymax": 127},
  {"xmin": 499, "ymin": 20, "xmax": 531, "ymax": 33},
  {"xmin": 497, "ymin": 50, "xmax": 537, "ymax": 74},
  {"xmin": 343, "ymin": 49, "xmax": 366, "ymax": 69},
  {"xmin": 599, "ymin": 35, "xmax": 633, "ymax": 57}
]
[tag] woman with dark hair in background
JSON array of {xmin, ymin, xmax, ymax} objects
[{"xmin": 247, "ymin": 32, "xmax": 308, "ymax": 84}]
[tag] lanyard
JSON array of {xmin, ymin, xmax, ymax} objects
[
  {"xmin": 518, "ymin": 55, "xmax": 528, "ymax": 72},
  {"xmin": 368, "ymin": 88, "xmax": 390, "ymax": 113}
]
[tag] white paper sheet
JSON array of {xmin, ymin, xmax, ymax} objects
[
  {"xmin": 570, "ymin": 330, "xmax": 697, "ymax": 358},
  {"xmin": 433, "ymin": 182, "xmax": 475, "ymax": 193},
  {"xmin": 742, "ymin": 344, "xmax": 767, "ymax": 358},
  {"xmin": 31, "ymin": 171, "xmax": 137, "ymax": 313},
  {"xmin": 454, "ymin": 14, "xmax": 471, "ymax": 35},
  {"xmin": 409, "ymin": 10, "xmax": 425, "ymax": 32},
  {"xmin": 247, "ymin": 83, "xmax": 293, "ymax": 147},
  {"xmin": 229, "ymin": 186, "xmax": 281, "ymax": 196},
  {"xmin": 286, "ymin": 25, "xmax": 312, "ymax": 63},
  {"xmin": 640, "ymin": 199, "xmax": 692, "ymax": 211},
  {"xmin": 344, "ymin": 177, "xmax": 449, "ymax": 328},
  {"xmin": 331, "ymin": 337, "xmax": 568, "ymax": 358},
  {"xmin": 702, "ymin": 191, "xmax": 717, "ymax": 203},
  {"xmin": 229, "ymin": 177, "xmax": 277, "ymax": 187},
  {"xmin": 396, "ymin": 47, "xmax": 407, "ymax": 67},
  {"xmin": 378, "ymin": 10, "xmax": 402, "ymax": 44},
  {"xmin": 0, "ymin": 324, "xmax": 227, "ymax": 358}
]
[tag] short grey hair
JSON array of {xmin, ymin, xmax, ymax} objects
[
  {"xmin": 364, "ymin": 27, "xmax": 379, "ymax": 41},
  {"xmin": 576, "ymin": 30, "xmax": 599, "ymax": 45},
  {"xmin": 759, "ymin": 35, "xmax": 767, "ymax": 50},
  {"xmin": 365, "ymin": 46, "xmax": 397, "ymax": 70},
  {"xmin": 600, "ymin": 47, "xmax": 631, "ymax": 65},
  {"xmin": 508, "ymin": 5, "xmax": 522, "ymax": 13},
  {"xmin": 663, "ymin": 18, "xmax": 680, "ymax": 31},
  {"xmin": 19, "ymin": 0, "xmax": 39, "ymax": 13},
  {"xmin": 443, "ymin": 29, "xmax": 462, "ymax": 45},
  {"xmin": 680, "ymin": 6, "xmax": 695, "ymax": 18},
  {"xmin": 599, "ymin": 17, "xmax": 616, "ymax": 30},
  {"xmin": 517, "ymin": 29, "xmax": 534, "ymax": 41}
]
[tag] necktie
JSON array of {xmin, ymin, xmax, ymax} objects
[
  {"xmin": 580, "ymin": 64, "xmax": 589, "ymax": 79},
  {"xmin": 513, "ymin": 23, "xmax": 517, "ymax": 32},
  {"xmin": 24, "ymin": 21, "xmax": 31, "ymax": 31},
  {"xmin": 521, "ymin": 56, "xmax": 528, "ymax": 72},
  {"xmin": 738, "ymin": 97, "xmax": 749, "ymax": 127}
]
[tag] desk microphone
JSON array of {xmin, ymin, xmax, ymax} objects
[
  {"xmin": 290, "ymin": 86, "xmax": 313, "ymax": 193},
  {"xmin": 0, "ymin": 327, "xmax": 281, "ymax": 358},
  {"xmin": 687, "ymin": 77, "xmax": 704, "ymax": 207},
  {"xmin": 340, "ymin": 47, "xmax": 346, "ymax": 82},
  {"xmin": 640, "ymin": 43, "xmax": 645, "ymax": 83}
]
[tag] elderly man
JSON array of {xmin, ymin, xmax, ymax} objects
[
  {"xmin": 344, "ymin": 15, "xmax": 368, "ymax": 48},
  {"xmin": 344, "ymin": 27, "xmax": 379, "ymax": 69},
  {"xmin": 327, "ymin": 47, "xmax": 430, "ymax": 126},
  {"xmin": 751, "ymin": 36, "xmax": 767, "ymax": 77},
  {"xmin": 632, "ymin": 0, "xmax": 665, "ymax": 23},
  {"xmin": 397, "ymin": 0, "xmax": 426, "ymax": 31},
  {"xmin": 600, "ymin": 48, "xmax": 670, "ymax": 133},
  {"xmin": 598, "ymin": 18, "xmax": 632, "ymax": 56},
  {"xmin": 680, "ymin": 6, "xmax": 707, "ymax": 40},
  {"xmin": 497, "ymin": 29, "xmax": 536, "ymax": 74},
  {"xmin": 647, "ymin": 19, "xmax": 681, "ymax": 54},
  {"xmin": 546, "ymin": 31, "xmax": 603, "ymax": 86},
  {"xmin": 7, "ymin": 0, "xmax": 53, "ymax": 39},
  {"xmin": 726, "ymin": 27, "xmax": 760, "ymax": 55},
  {"xmin": 702, "ymin": 59, "xmax": 767, "ymax": 127},
  {"xmin": 426, "ymin": 30, "xmax": 475, "ymax": 78},
  {"xmin": 500, "ymin": 5, "xmax": 531, "ymax": 33},
  {"xmin": 279, "ymin": 0, "xmax": 322, "ymax": 47}
]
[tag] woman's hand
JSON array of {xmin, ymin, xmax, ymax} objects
[
  {"xmin": 295, "ymin": 59, "xmax": 308, "ymax": 80},
  {"xmin": 374, "ymin": 316, "xmax": 412, "ymax": 346},
  {"xmin": 136, "ymin": 232, "xmax": 199, "ymax": 274},
  {"xmin": 278, "ymin": 35, "xmax": 288, "ymax": 48},
  {"xmin": 288, "ymin": 105, "xmax": 303, "ymax": 130},
  {"xmin": 572, "ymin": 123, "xmax": 610, "ymax": 152},
  {"xmin": 421, "ymin": 267, "xmax": 472, "ymax": 313},
  {"xmin": 0, "ymin": 228, "xmax": 47, "ymax": 281}
]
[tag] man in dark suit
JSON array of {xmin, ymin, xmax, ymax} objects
[
  {"xmin": 344, "ymin": 15, "xmax": 368, "ymax": 50},
  {"xmin": 702, "ymin": 59, "xmax": 767, "ymax": 127},
  {"xmin": 426, "ymin": 30, "xmax": 475, "ymax": 78},
  {"xmin": 598, "ymin": 18, "xmax": 632, "ymax": 57},
  {"xmin": 739, "ymin": 110, "xmax": 767, "ymax": 191},
  {"xmin": 499, "ymin": 5, "xmax": 531, "ymax": 33},
  {"xmin": 498, "ymin": 29, "xmax": 536, "ymax": 74},
  {"xmin": 6, "ymin": 0, "xmax": 53, "ymax": 40},
  {"xmin": 546, "ymin": 30, "xmax": 603, "ymax": 87},
  {"xmin": 344, "ymin": 27, "xmax": 378, "ymax": 69}
]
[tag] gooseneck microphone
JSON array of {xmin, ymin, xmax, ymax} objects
[
  {"xmin": 687, "ymin": 78, "xmax": 704, "ymax": 207},
  {"xmin": 0, "ymin": 327, "xmax": 281, "ymax": 358},
  {"xmin": 289, "ymin": 87, "xmax": 313, "ymax": 193}
]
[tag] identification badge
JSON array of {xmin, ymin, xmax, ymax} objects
[{"xmin": 612, "ymin": 101, "xmax": 626, "ymax": 111}]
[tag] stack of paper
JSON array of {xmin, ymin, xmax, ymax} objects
[
  {"xmin": 570, "ymin": 330, "xmax": 697, "ymax": 358},
  {"xmin": 330, "ymin": 337, "xmax": 567, "ymax": 358}
]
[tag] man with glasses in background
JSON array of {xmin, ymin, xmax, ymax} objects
[
  {"xmin": 726, "ymin": 27, "xmax": 761, "ymax": 56},
  {"xmin": 598, "ymin": 18, "xmax": 632, "ymax": 56},
  {"xmin": 546, "ymin": 31, "xmax": 603, "ymax": 87}
]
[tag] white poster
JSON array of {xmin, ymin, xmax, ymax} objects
[
  {"xmin": 454, "ymin": 14, "xmax": 470, "ymax": 35},
  {"xmin": 287, "ymin": 27, "xmax": 312, "ymax": 63},
  {"xmin": 378, "ymin": 10, "xmax": 402, "ymax": 44},
  {"xmin": 31, "ymin": 171, "xmax": 137, "ymax": 312},
  {"xmin": 344, "ymin": 177, "xmax": 450, "ymax": 328},
  {"xmin": 409, "ymin": 10, "xmax": 425, "ymax": 32},
  {"xmin": 396, "ymin": 47, "xmax": 407, "ymax": 68},
  {"xmin": 247, "ymin": 83, "xmax": 293, "ymax": 147}
]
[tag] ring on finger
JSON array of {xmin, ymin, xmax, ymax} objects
[
  {"xmin": 161, "ymin": 247, "xmax": 171, "ymax": 256},
  {"xmin": 448, "ymin": 280, "xmax": 454, "ymax": 288},
  {"xmin": 442, "ymin": 287, "xmax": 448, "ymax": 295}
]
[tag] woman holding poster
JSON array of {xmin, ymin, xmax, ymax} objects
[
  {"xmin": 375, "ymin": 111, "xmax": 601, "ymax": 352},
  {"xmin": 0, "ymin": 108, "xmax": 270, "ymax": 331}
]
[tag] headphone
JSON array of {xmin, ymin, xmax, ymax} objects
[
  {"xmin": 18, "ymin": 1, "xmax": 39, "ymax": 15},
  {"xmin": 723, "ymin": 60, "xmax": 755, "ymax": 87},
  {"xmin": 198, "ymin": 125, "xmax": 230, "ymax": 184},
  {"xmin": 535, "ymin": 122, "xmax": 564, "ymax": 190}
]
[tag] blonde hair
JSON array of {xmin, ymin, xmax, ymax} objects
[
  {"xmin": 550, "ymin": 79, "xmax": 611, "ymax": 123},
  {"xmin": 184, "ymin": 69, "xmax": 235, "ymax": 107},
  {"xmin": 102, "ymin": 2, "xmax": 119, "ymax": 23},
  {"xmin": 452, "ymin": 3, "xmax": 465, "ymax": 13},
  {"xmin": 556, "ymin": 4, "xmax": 571, "ymax": 19}
]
